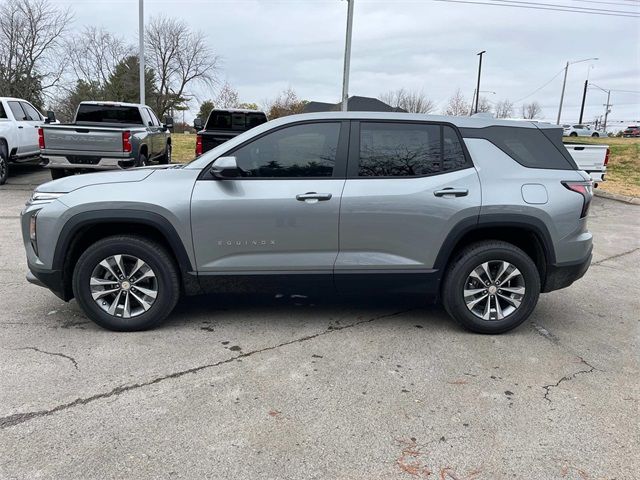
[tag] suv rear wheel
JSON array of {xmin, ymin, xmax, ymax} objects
[
  {"xmin": 72, "ymin": 235, "xmax": 180, "ymax": 331},
  {"xmin": 442, "ymin": 240, "xmax": 540, "ymax": 334}
]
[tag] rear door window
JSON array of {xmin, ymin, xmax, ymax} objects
[
  {"xmin": 21, "ymin": 102, "xmax": 42, "ymax": 121},
  {"xmin": 357, "ymin": 122, "xmax": 469, "ymax": 177},
  {"xmin": 8, "ymin": 101, "xmax": 27, "ymax": 121},
  {"xmin": 0, "ymin": 102, "xmax": 7, "ymax": 119}
]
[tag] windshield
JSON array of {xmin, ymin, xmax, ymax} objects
[{"xmin": 76, "ymin": 104, "xmax": 143, "ymax": 124}]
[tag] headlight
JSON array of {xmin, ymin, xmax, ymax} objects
[{"xmin": 28, "ymin": 191, "xmax": 65, "ymax": 206}]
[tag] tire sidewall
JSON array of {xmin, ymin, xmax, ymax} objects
[
  {"xmin": 138, "ymin": 154, "xmax": 148, "ymax": 167},
  {"xmin": 72, "ymin": 239, "xmax": 178, "ymax": 331},
  {"xmin": 0, "ymin": 144, "xmax": 8, "ymax": 185},
  {"xmin": 444, "ymin": 246, "xmax": 540, "ymax": 334}
]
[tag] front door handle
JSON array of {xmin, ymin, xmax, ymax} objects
[
  {"xmin": 296, "ymin": 192, "xmax": 332, "ymax": 203},
  {"xmin": 434, "ymin": 187, "xmax": 469, "ymax": 197}
]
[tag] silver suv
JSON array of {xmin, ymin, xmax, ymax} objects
[{"xmin": 21, "ymin": 113, "xmax": 593, "ymax": 333}]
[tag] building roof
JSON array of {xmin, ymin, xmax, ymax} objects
[{"xmin": 302, "ymin": 96, "xmax": 406, "ymax": 113}]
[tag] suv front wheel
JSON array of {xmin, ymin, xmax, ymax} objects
[
  {"xmin": 72, "ymin": 235, "xmax": 180, "ymax": 331},
  {"xmin": 442, "ymin": 241, "xmax": 541, "ymax": 334}
]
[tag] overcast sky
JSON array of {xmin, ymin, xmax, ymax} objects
[{"xmin": 59, "ymin": 0, "xmax": 639, "ymax": 125}]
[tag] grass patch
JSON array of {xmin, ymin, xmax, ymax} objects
[
  {"xmin": 170, "ymin": 132, "xmax": 639, "ymax": 197},
  {"xmin": 171, "ymin": 134, "xmax": 196, "ymax": 163},
  {"xmin": 565, "ymin": 137, "xmax": 640, "ymax": 197}
]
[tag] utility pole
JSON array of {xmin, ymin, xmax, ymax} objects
[
  {"xmin": 578, "ymin": 79, "xmax": 588, "ymax": 123},
  {"xmin": 556, "ymin": 57, "xmax": 598, "ymax": 125},
  {"xmin": 341, "ymin": 0, "xmax": 354, "ymax": 112},
  {"xmin": 474, "ymin": 50, "xmax": 486, "ymax": 114},
  {"xmin": 603, "ymin": 90, "xmax": 612, "ymax": 133},
  {"xmin": 139, "ymin": 0, "xmax": 145, "ymax": 105}
]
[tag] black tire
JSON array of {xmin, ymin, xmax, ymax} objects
[
  {"xmin": 592, "ymin": 132, "xmax": 599, "ymax": 138},
  {"xmin": 72, "ymin": 235, "xmax": 180, "ymax": 331},
  {"xmin": 137, "ymin": 153, "xmax": 148, "ymax": 167},
  {"xmin": 569, "ymin": 132, "xmax": 578, "ymax": 137},
  {"xmin": 442, "ymin": 240, "xmax": 541, "ymax": 334},
  {"xmin": 50, "ymin": 169, "xmax": 69, "ymax": 180},
  {"xmin": 159, "ymin": 143, "xmax": 171, "ymax": 164},
  {"xmin": 0, "ymin": 142, "xmax": 8, "ymax": 185}
]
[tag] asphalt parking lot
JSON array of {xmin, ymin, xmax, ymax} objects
[{"xmin": 1, "ymin": 166, "xmax": 638, "ymax": 480}]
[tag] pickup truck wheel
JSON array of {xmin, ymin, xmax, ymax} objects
[
  {"xmin": 0, "ymin": 145, "xmax": 8, "ymax": 185},
  {"xmin": 137, "ymin": 153, "xmax": 148, "ymax": 167},
  {"xmin": 159, "ymin": 143, "xmax": 171, "ymax": 164},
  {"xmin": 442, "ymin": 241, "xmax": 540, "ymax": 334},
  {"xmin": 50, "ymin": 169, "xmax": 69, "ymax": 180},
  {"xmin": 72, "ymin": 235, "xmax": 180, "ymax": 331}
]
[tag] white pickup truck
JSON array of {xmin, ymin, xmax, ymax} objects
[
  {"xmin": 0, "ymin": 97, "xmax": 52, "ymax": 185},
  {"xmin": 564, "ymin": 142, "xmax": 609, "ymax": 186}
]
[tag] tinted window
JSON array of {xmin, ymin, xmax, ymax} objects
[
  {"xmin": 247, "ymin": 113, "xmax": 267, "ymax": 129},
  {"xmin": 206, "ymin": 111, "xmax": 267, "ymax": 131},
  {"xmin": 233, "ymin": 122, "xmax": 340, "ymax": 178},
  {"xmin": 76, "ymin": 104, "xmax": 143, "ymax": 124},
  {"xmin": 21, "ymin": 102, "xmax": 41, "ymax": 121},
  {"xmin": 461, "ymin": 126, "xmax": 576, "ymax": 170},
  {"xmin": 0, "ymin": 103, "xmax": 6, "ymax": 119},
  {"xmin": 8, "ymin": 102, "xmax": 27, "ymax": 121},
  {"xmin": 359, "ymin": 122, "xmax": 467, "ymax": 177}
]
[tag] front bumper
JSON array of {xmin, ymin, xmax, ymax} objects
[
  {"xmin": 42, "ymin": 155, "xmax": 135, "ymax": 170},
  {"xmin": 26, "ymin": 267, "xmax": 70, "ymax": 300},
  {"xmin": 542, "ymin": 249, "xmax": 592, "ymax": 293}
]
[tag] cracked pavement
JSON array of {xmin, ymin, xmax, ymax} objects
[{"xmin": 1, "ymin": 166, "xmax": 639, "ymax": 479}]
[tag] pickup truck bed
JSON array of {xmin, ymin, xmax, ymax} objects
[{"xmin": 564, "ymin": 143, "xmax": 608, "ymax": 184}]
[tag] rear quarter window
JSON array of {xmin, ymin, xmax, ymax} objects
[
  {"xmin": 0, "ymin": 102, "xmax": 7, "ymax": 119},
  {"xmin": 461, "ymin": 126, "xmax": 577, "ymax": 170}
]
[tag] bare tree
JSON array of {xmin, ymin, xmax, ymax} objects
[
  {"xmin": 263, "ymin": 87, "xmax": 307, "ymax": 119},
  {"xmin": 379, "ymin": 88, "xmax": 436, "ymax": 114},
  {"xmin": 66, "ymin": 26, "xmax": 132, "ymax": 89},
  {"xmin": 145, "ymin": 15, "xmax": 220, "ymax": 117},
  {"xmin": 0, "ymin": 0, "xmax": 72, "ymax": 107},
  {"xmin": 476, "ymin": 96, "xmax": 492, "ymax": 114},
  {"xmin": 494, "ymin": 99, "xmax": 514, "ymax": 119},
  {"xmin": 443, "ymin": 89, "xmax": 469, "ymax": 116},
  {"xmin": 521, "ymin": 101, "xmax": 542, "ymax": 119},
  {"xmin": 215, "ymin": 82, "xmax": 240, "ymax": 109}
]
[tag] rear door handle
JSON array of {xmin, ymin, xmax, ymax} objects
[
  {"xmin": 296, "ymin": 192, "xmax": 332, "ymax": 203},
  {"xmin": 434, "ymin": 188, "xmax": 469, "ymax": 197}
]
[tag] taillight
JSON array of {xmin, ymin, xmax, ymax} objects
[
  {"xmin": 604, "ymin": 148, "xmax": 610, "ymax": 166},
  {"xmin": 195, "ymin": 134, "xmax": 203, "ymax": 156},
  {"xmin": 122, "ymin": 131, "xmax": 132, "ymax": 153},
  {"xmin": 562, "ymin": 181, "xmax": 593, "ymax": 218},
  {"xmin": 38, "ymin": 128, "xmax": 45, "ymax": 149}
]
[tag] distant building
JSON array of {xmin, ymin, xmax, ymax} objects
[{"xmin": 302, "ymin": 96, "xmax": 406, "ymax": 113}]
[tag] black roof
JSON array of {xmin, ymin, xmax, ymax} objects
[{"xmin": 302, "ymin": 96, "xmax": 406, "ymax": 113}]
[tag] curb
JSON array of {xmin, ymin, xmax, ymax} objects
[{"xmin": 594, "ymin": 189, "xmax": 640, "ymax": 205}]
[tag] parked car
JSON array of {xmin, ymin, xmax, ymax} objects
[
  {"xmin": 564, "ymin": 143, "xmax": 609, "ymax": 186},
  {"xmin": 39, "ymin": 101, "xmax": 173, "ymax": 180},
  {"xmin": 562, "ymin": 124, "xmax": 600, "ymax": 137},
  {"xmin": 194, "ymin": 108, "xmax": 267, "ymax": 156},
  {"xmin": 22, "ymin": 113, "xmax": 593, "ymax": 334},
  {"xmin": 622, "ymin": 125, "xmax": 640, "ymax": 137},
  {"xmin": 0, "ymin": 97, "xmax": 53, "ymax": 185}
]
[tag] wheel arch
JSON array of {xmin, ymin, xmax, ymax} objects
[
  {"xmin": 434, "ymin": 214, "xmax": 556, "ymax": 289},
  {"xmin": 53, "ymin": 210, "xmax": 199, "ymax": 300}
]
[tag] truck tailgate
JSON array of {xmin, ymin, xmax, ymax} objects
[
  {"xmin": 42, "ymin": 125, "xmax": 124, "ymax": 153},
  {"xmin": 564, "ymin": 144, "xmax": 608, "ymax": 172},
  {"xmin": 201, "ymin": 131, "xmax": 238, "ymax": 152}
]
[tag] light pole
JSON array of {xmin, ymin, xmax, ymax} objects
[
  {"xmin": 578, "ymin": 64, "xmax": 595, "ymax": 123},
  {"xmin": 556, "ymin": 57, "xmax": 598, "ymax": 125},
  {"xmin": 474, "ymin": 50, "xmax": 486, "ymax": 114},
  {"xmin": 139, "ymin": 0, "xmax": 145, "ymax": 105},
  {"xmin": 341, "ymin": 0, "xmax": 354, "ymax": 112}
]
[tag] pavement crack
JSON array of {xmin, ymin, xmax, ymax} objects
[
  {"xmin": 591, "ymin": 247, "xmax": 640, "ymax": 266},
  {"xmin": 531, "ymin": 322, "xmax": 559, "ymax": 344},
  {"xmin": 13, "ymin": 347, "xmax": 79, "ymax": 371},
  {"xmin": 542, "ymin": 356, "xmax": 597, "ymax": 403},
  {"xmin": 0, "ymin": 308, "xmax": 414, "ymax": 429}
]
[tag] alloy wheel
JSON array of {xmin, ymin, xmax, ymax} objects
[
  {"xmin": 463, "ymin": 260, "xmax": 526, "ymax": 321},
  {"xmin": 90, "ymin": 254, "xmax": 158, "ymax": 318}
]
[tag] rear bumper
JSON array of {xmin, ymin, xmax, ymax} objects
[
  {"xmin": 42, "ymin": 154, "xmax": 135, "ymax": 170},
  {"xmin": 542, "ymin": 249, "xmax": 592, "ymax": 293}
]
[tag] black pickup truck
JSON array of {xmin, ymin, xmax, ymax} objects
[{"xmin": 194, "ymin": 108, "xmax": 268, "ymax": 156}]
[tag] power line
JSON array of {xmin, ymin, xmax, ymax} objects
[
  {"xmin": 569, "ymin": 0, "xmax": 640, "ymax": 7},
  {"xmin": 513, "ymin": 68, "xmax": 566, "ymax": 103},
  {"xmin": 431, "ymin": 0, "xmax": 640, "ymax": 16},
  {"xmin": 488, "ymin": 0, "xmax": 639, "ymax": 13}
]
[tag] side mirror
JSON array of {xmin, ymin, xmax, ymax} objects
[
  {"xmin": 163, "ymin": 116, "xmax": 174, "ymax": 131},
  {"xmin": 45, "ymin": 110, "xmax": 56, "ymax": 124},
  {"xmin": 193, "ymin": 117, "xmax": 204, "ymax": 130},
  {"xmin": 210, "ymin": 156, "xmax": 240, "ymax": 179}
]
